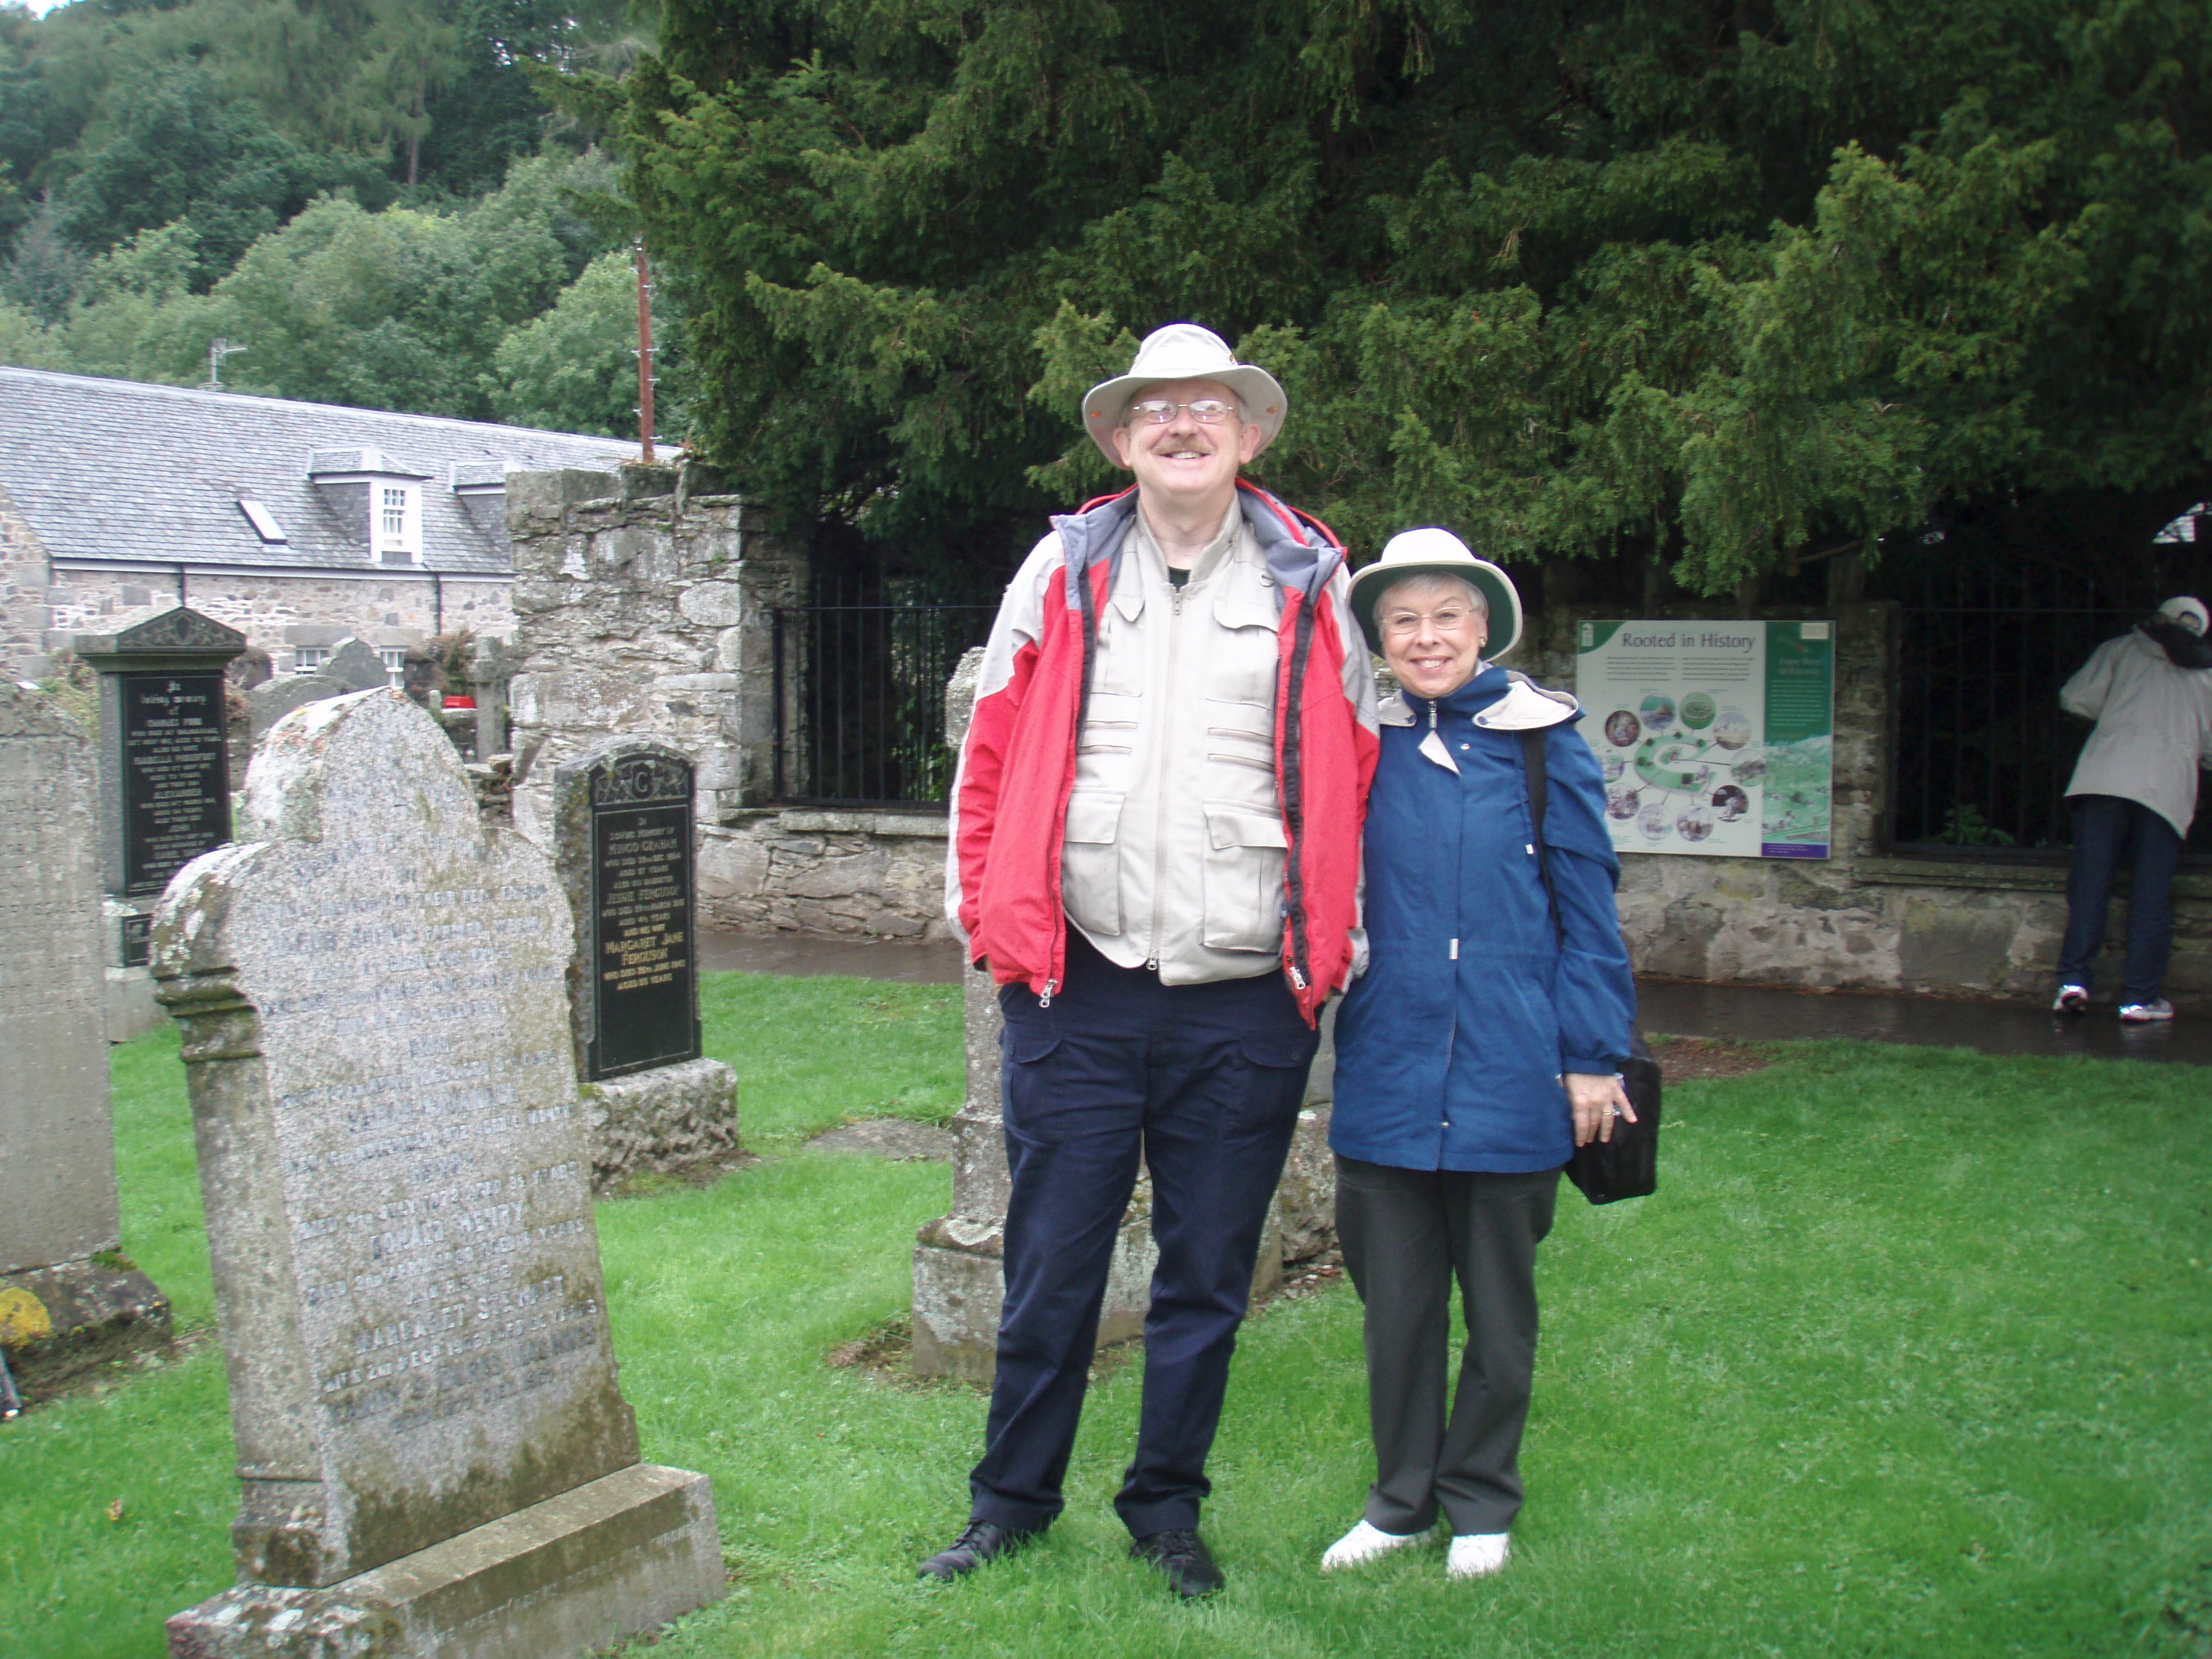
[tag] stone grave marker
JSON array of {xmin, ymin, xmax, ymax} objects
[
  {"xmin": 552, "ymin": 739, "xmax": 737, "ymax": 1190},
  {"xmin": 0, "ymin": 683, "xmax": 170, "ymax": 1404},
  {"xmin": 322, "ymin": 637, "xmax": 392, "ymax": 691},
  {"xmin": 248, "ymin": 670, "xmax": 350, "ymax": 741},
  {"xmin": 73, "ymin": 605, "xmax": 245, "ymax": 1039},
  {"xmin": 155, "ymin": 689, "xmax": 721, "ymax": 1658}
]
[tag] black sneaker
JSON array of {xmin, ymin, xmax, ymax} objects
[
  {"xmin": 917, "ymin": 1519, "xmax": 1031, "ymax": 1581},
  {"xmin": 1130, "ymin": 1527, "xmax": 1226, "ymax": 1599}
]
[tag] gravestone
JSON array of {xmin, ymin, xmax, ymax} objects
[
  {"xmin": 155, "ymin": 691, "xmax": 721, "ymax": 1658},
  {"xmin": 552, "ymin": 739, "xmax": 737, "ymax": 1190},
  {"xmin": 323, "ymin": 637, "xmax": 392, "ymax": 691},
  {"xmin": 249, "ymin": 671, "xmax": 350, "ymax": 740},
  {"xmin": 73, "ymin": 606, "xmax": 246, "ymax": 1041},
  {"xmin": 909, "ymin": 650, "xmax": 1337, "ymax": 1381},
  {"xmin": 0, "ymin": 684, "xmax": 171, "ymax": 1403}
]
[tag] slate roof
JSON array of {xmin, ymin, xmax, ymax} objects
[{"xmin": 0, "ymin": 367, "xmax": 642, "ymax": 577}]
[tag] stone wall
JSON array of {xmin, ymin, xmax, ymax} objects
[
  {"xmin": 1, "ymin": 482, "xmax": 48, "ymax": 678},
  {"xmin": 40, "ymin": 566, "xmax": 512, "ymax": 674},
  {"xmin": 503, "ymin": 465, "xmax": 806, "ymax": 848},
  {"xmin": 698, "ymin": 809, "xmax": 953, "ymax": 940},
  {"xmin": 1519, "ymin": 601, "xmax": 2211, "ymax": 1011}
]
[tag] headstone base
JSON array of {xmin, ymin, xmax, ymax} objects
[
  {"xmin": 909, "ymin": 1201, "xmax": 1283, "ymax": 1387},
  {"xmin": 166, "ymin": 1463, "xmax": 723, "ymax": 1659},
  {"xmin": 0, "ymin": 1256, "xmax": 171, "ymax": 1400},
  {"xmin": 582, "ymin": 1058, "xmax": 740, "ymax": 1193},
  {"xmin": 105, "ymin": 964, "xmax": 166, "ymax": 1042}
]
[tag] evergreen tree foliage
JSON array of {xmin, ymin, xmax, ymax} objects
[
  {"xmin": 619, "ymin": 0, "xmax": 2212, "ymax": 592},
  {"xmin": 57, "ymin": 60, "xmax": 395, "ymax": 283}
]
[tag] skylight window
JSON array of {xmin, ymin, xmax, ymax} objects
[{"xmin": 238, "ymin": 499, "xmax": 288, "ymax": 544}]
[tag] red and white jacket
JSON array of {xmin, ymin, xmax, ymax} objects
[{"xmin": 946, "ymin": 480, "xmax": 1380, "ymax": 1027}]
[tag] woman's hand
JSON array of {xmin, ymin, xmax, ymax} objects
[{"xmin": 1566, "ymin": 1071, "xmax": 1636, "ymax": 1148}]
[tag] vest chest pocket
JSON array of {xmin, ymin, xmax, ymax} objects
[
  {"xmin": 1200, "ymin": 804, "xmax": 1289, "ymax": 953},
  {"xmin": 1060, "ymin": 789, "xmax": 1125, "ymax": 937},
  {"xmin": 1206, "ymin": 592, "xmax": 1282, "ymax": 707}
]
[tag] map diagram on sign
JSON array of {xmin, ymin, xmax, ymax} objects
[{"xmin": 1600, "ymin": 693, "xmax": 1764, "ymax": 848}]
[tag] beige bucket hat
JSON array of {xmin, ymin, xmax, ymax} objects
[
  {"xmin": 1348, "ymin": 528, "xmax": 1524, "ymax": 659},
  {"xmin": 1082, "ymin": 323, "xmax": 1289, "ymax": 465}
]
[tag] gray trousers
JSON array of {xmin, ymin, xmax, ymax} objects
[{"xmin": 1334, "ymin": 1156, "xmax": 1560, "ymax": 1537}]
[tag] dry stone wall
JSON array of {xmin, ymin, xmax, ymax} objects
[
  {"xmin": 503, "ymin": 466, "xmax": 804, "ymax": 848},
  {"xmin": 698, "ymin": 809, "xmax": 953, "ymax": 940}
]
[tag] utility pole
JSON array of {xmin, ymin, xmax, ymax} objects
[
  {"xmin": 634, "ymin": 239, "xmax": 655, "ymax": 465},
  {"xmin": 204, "ymin": 338, "xmax": 248, "ymax": 391}
]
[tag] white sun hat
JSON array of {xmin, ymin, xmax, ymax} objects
[
  {"xmin": 1082, "ymin": 323, "xmax": 1289, "ymax": 465},
  {"xmin": 2157, "ymin": 595, "xmax": 2208, "ymax": 636},
  {"xmin": 1347, "ymin": 527, "xmax": 1524, "ymax": 659}
]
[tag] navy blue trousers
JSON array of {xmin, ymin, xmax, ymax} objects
[
  {"xmin": 970, "ymin": 931, "xmax": 1318, "ymax": 1539},
  {"xmin": 2056, "ymin": 793, "xmax": 2184, "ymax": 1004}
]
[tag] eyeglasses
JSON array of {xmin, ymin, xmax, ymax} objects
[
  {"xmin": 1380, "ymin": 606, "xmax": 1482, "ymax": 637},
  {"xmin": 1125, "ymin": 398, "xmax": 1239, "ymax": 426}
]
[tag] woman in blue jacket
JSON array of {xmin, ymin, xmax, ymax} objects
[{"xmin": 1321, "ymin": 529, "xmax": 1637, "ymax": 1582}]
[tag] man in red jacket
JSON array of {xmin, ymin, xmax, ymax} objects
[{"xmin": 920, "ymin": 325, "xmax": 1379, "ymax": 1597}]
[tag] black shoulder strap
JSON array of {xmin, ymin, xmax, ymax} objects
[{"xmin": 1520, "ymin": 727, "xmax": 1563, "ymax": 945}]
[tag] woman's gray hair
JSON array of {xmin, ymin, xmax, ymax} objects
[{"xmin": 1375, "ymin": 572, "xmax": 1487, "ymax": 616}]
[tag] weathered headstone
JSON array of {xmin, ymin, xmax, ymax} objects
[
  {"xmin": 73, "ymin": 605, "xmax": 245, "ymax": 1040},
  {"xmin": 0, "ymin": 684, "xmax": 171, "ymax": 1402},
  {"xmin": 909, "ymin": 649, "xmax": 1336, "ymax": 1381},
  {"xmin": 469, "ymin": 637, "xmax": 512, "ymax": 763},
  {"xmin": 248, "ymin": 671, "xmax": 349, "ymax": 740},
  {"xmin": 155, "ymin": 691, "xmax": 721, "ymax": 1658},
  {"xmin": 322, "ymin": 637, "xmax": 392, "ymax": 691},
  {"xmin": 552, "ymin": 739, "xmax": 737, "ymax": 1190}
]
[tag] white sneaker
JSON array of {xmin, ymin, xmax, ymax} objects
[
  {"xmin": 2119, "ymin": 999, "xmax": 2175, "ymax": 1023},
  {"xmin": 1320, "ymin": 1519, "xmax": 1423, "ymax": 1570},
  {"xmin": 1446, "ymin": 1532, "xmax": 1510, "ymax": 1579}
]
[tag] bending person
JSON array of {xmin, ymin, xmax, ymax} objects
[{"xmin": 1321, "ymin": 530, "xmax": 1635, "ymax": 1582}]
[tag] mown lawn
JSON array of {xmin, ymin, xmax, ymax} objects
[{"xmin": 4, "ymin": 974, "xmax": 2208, "ymax": 1659}]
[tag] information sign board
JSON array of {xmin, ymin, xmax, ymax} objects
[{"xmin": 1575, "ymin": 619, "xmax": 1834, "ymax": 858}]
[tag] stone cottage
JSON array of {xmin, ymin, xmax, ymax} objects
[{"xmin": 0, "ymin": 365, "xmax": 639, "ymax": 683}]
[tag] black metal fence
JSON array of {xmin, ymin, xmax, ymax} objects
[
  {"xmin": 1889, "ymin": 551, "xmax": 2212, "ymax": 858},
  {"xmin": 772, "ymin": 600, "xmax": 996, "ymax": 807}
]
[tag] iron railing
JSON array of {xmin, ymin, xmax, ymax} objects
[
  {"xmin": 1889, "ymin": 554, "xmax": 2212, "ymax": 858},
  {"xmin": 772, "ymin": 601, "xmax": 996, "ymax": 807}
]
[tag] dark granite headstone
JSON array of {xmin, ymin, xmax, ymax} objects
[
  {"xmin": 73, "ymin": 606, "xmax": 245, "ymax": 907},
  {"xmin": 116, "ymin": 671, "xmax": 230, "ymax": 896},
  {"xmin": 551, "ymin": 739, "xmax": 734, "ymax": 1190},
  {"xmin": 562, "ymin": 745, "xmax": 700, "ymax": 1081}
]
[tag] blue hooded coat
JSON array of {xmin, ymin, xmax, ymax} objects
[{"xmin": 1330, "ymin": 663, "xmax": 1636, "ymax": 1174}]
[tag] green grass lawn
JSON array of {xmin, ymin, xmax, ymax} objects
[{"xmin": 4, "ymin": 975, "xmax": 2208, "ymax": 1659}]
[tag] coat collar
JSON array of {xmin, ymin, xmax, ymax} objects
[{"xmin": 1377, "ymin": 666, "xmax": 1581, "ymax": 730}]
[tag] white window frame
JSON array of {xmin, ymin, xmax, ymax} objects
[
  {"xmin": 379, "ymin": 647, "xmax": 408, "ymax": 688},
  {"xmin": 373, "ymin": 482, "xmax": 423, "ymax": 564},
  {"xmin": 293, "ymin": 647, "xmax": 331, "ymax": 675}
]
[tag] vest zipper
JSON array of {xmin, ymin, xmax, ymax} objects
[{"xmin": 1144, "ymin": 581, "xmax": 1186, "ymax": 972}]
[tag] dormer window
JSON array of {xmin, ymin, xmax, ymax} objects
[
  {"xmin": 306, "ymin": 448, "xmax": 431, "ymax": 565},
  {"xmin": 375, "ymin": 484, "xmax": 421, "ymax": 565}
]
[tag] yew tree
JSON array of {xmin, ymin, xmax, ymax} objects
[{"xmin": 616, "ymin": 0, "xmax": 2212, "ymax": 595}]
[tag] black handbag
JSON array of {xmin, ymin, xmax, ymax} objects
[{"xmin": 1520, "ymin": 729, "xmax": 1662, "ymax": 1205}]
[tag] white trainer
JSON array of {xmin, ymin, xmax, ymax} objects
[
  {"xmin": 1446, "ymin": 1532, "xmax": 1511, "ymax": 1579},
  {"xmin": 1320, "ymin": 1519, "xmax": 1424, "ymax": 1570}
]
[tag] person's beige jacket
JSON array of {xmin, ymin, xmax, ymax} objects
[{"xmin": 2061, "ymin": 628, "xmax": 2212, "ymax": 837}]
